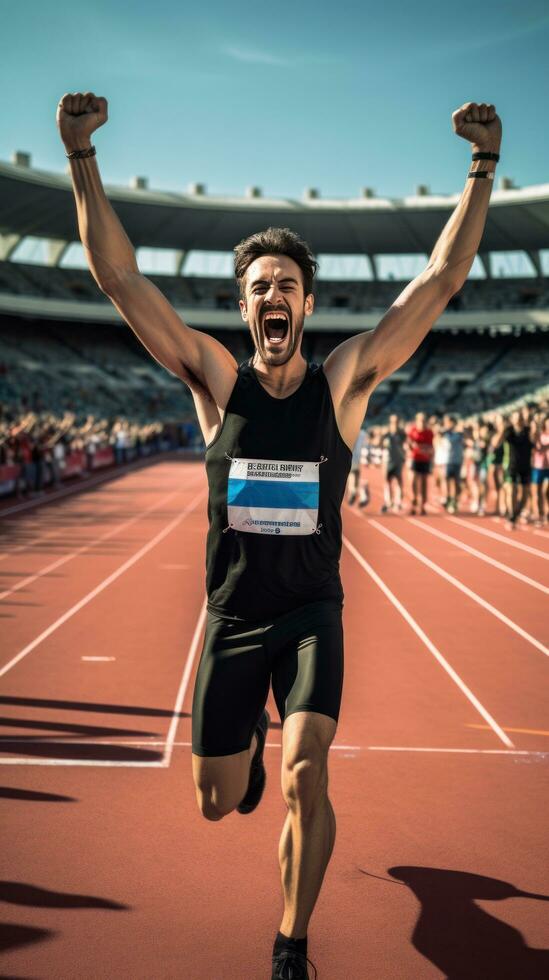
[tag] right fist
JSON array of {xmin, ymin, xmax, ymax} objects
[{"xmin": 56, "ymin": 92, "xmax": 108, "ymax": 149}]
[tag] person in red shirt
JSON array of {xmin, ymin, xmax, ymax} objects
[{"xmin": 406, "ymin": 412, "xmax": 434, "ymax": 515}]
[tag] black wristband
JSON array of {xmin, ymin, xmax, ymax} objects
[
  {"xmin": 66, "ymin": 145, "xmax": 96, "ymax": 160},
  {"xmin": 467, "ymin": 171, "xmax": 494, "ymax": 179},
  {"xmin": 471, "ymin": 151, "xmax": 500, "ymax": 161}
]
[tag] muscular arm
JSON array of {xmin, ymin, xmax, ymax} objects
[
  {"xmin": 326, "ymin": 154, "xmax": 497, "ymax": 399},
  {"xmin": 66, "ymin": 150, "xmax": 236, "ymax": 398},
  {"xmin": 325, "ymin": 103, "xmax": 502, "ymax": 432}
]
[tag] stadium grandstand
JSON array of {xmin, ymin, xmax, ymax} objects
[{"xmin": 1, "ymin": 150, "xmax": 548, "ymax": 498}]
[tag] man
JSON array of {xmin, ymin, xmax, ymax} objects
[
  {"xmin": 57, "ymin": 91, "xmax": 501, "ymax": 978},
  {"xmin": 380, "ymin": 414, "xmax": 406, "ymax": 513},
  {"xmin": 493, "ymin": 409, "xmax": 534, "ymax": 529},
  {"xmin": 347, "ymin": 425, "xmax": 370, "ymax": 507},
  {"xmin": 441, "ymin": 414, "xmax": 464, "ymax": 514},
  {"xmin": 406, "ymin": 412, "xmax": 434, "ymax": 515}
]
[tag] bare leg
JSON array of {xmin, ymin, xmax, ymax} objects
[
  {"xmin": 278, "ymin": 711, "xmax": 337, "ymax": 939},
  {"xmin": 279, "ymin": 787, "xmax": 336, "ymax": 938},
  {"xmin": 192, "ymin": 732, "xmax": 257, "ymax": 821}
]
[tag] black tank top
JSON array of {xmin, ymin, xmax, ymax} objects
[{"xmin": 205, "ymin": 360, "xmax": 353, "ymax": 621}]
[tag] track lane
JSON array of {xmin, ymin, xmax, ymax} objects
[
  {"xmin": 344, "ymin": 506, "xmax": 549, "ymax": 751},
  {"xmin": 2, "ymin": 459, "xmax": 548, "ymax": 979}
]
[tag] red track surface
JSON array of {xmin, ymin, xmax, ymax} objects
[{"xmin": 1, "ymin": 459, "xmax": 548, "ymax": 979}]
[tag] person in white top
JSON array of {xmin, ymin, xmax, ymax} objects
[{"xmin": 432, "ymin": 420, "xmax": 450, "ymax": 506}]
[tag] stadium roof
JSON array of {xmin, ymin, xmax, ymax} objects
[{"xmin": 1, "ymin": 157, "xmax": 549, "ymax": 258}]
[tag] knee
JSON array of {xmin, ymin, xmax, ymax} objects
[
  {"xmin": 282, "ymin": 757, "xmax": 328, "ymax": 822},
  {"xmin": 195, "ymin": 789, "xmax": 231, "ymax": 822}
]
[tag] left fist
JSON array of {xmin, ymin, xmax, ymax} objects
[{"xmin": 452, "ymin": 102, "xmax": 502, "ymax": 152}]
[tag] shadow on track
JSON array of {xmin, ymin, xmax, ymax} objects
[
  {"xmin": 0, "ymin": 787, "xmax": 77, "ymax": 803},
  {"xmin": 0, "ymin": 883, "xmax": 128, "ymax": 960},
  {"xmin": 0, "ymin": 696, "xmax": 190, "ymax": 719},
  {"xmin": 361, "ymin": 866, "xmax": 549, "ymax": 979}
]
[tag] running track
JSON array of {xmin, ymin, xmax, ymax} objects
[{"xmin": 1, "ymin": 459, "xmax": 548, "ymax": 979}]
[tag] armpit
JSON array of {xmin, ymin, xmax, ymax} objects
[
  {"xmin": 344, "ymin": 365, "xmax": 378, "ymax": 403},
  {"xmin": 178, "ymin": 361, "xmax": 213, "ymax": 401}
]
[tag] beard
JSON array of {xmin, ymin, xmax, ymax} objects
[{"xmin": 251, "ymin": 306, "xmax": 305, "ymax": 367}]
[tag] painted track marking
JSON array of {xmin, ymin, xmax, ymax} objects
[
  {"xmin": 0, "ymin": 486, "xmax": 191, "ymax": 602},
  {"xmin": 162, "ymin": 597, "xmax": 208, "ymax": 768},
  {"xmin": 0, "ymin": 489, "xmax": 206, "ymax": 680},
  {"xmin": 366, "ymin": 518, "xmax": 549, "ymax": 659},
  {"xmin": 407, "ymin": 517, "xmax": 549, "ymax": 594},
  {"xmin": 342, "ymin": 534, "xmax": 513, "ymax": 748},
  {"xmin": 448, "ymin": 516, "xmax": 549, "ymax": 560}
]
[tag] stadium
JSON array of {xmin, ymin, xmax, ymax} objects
[
  {"xmin": 2, "ymin": 128, "xmax": 549, "ymax": 980},
  {"xmin": 1, "ymin": 148, "xmax": 548, "ymax": 500}
]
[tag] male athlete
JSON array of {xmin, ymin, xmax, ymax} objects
[{"xmin": 57, "ymin": 92, "xmax": 501, "ymax": 979}]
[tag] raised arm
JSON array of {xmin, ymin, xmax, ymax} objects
[
  {"xmin": 325, "ymin": 102, "xmax": 502, "ymax": 443},
  {"xmin": 56, "ymin": 92, "xmax": 237, "ymax": 438}
]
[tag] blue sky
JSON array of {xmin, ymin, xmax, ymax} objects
[{"xmin": 1, "ymin": 0, "xmax": 548, "ymax": 199}]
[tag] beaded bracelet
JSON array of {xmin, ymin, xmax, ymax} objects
[{"xmin": 65, "ymin": 145, "xmax": 96, "ymax": 160}]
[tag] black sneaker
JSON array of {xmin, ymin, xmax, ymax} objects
[
  {"xmin": 236, "ymin": 708, "xmax": 270, "ymax": 814},
  {"xmin": 272, "ymin": 949, "xmax": 317, "ymax": 979}
]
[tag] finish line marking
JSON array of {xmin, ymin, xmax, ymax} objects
[{"xmin": 0, "ymin": 743, "xmax": 546, "ymax": 766}]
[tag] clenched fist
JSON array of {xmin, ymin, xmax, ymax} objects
[
  {"xmin": 452, "ymin": 102, "xmax": 502, "ymax": 153},
  {"xmin": 56, "ymin": 92, "xmax": 108, "ymax": 150}
]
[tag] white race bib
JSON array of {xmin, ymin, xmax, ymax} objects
[{"xmin": 227, "ymin": 457, "xmax": 321, "ymax": 535}]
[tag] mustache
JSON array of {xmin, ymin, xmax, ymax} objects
[{"xmin": 260, "ymin": 303, "xmax": 291, "ymax": 320}]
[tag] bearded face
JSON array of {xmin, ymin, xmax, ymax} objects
[{"xmin": 239, "ymin": 254, "xmax": 314, "ymax": 367}]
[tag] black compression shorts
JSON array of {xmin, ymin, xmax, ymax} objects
[{"xmin": 191, "ymin": 599, "xmax": 344, "ymax": 757}]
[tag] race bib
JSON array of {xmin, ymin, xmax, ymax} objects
[{"xmin": 227, "ymin": 457, "xmax": 321, "ymax": 535}]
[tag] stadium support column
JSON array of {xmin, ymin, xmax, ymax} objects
[
  {"xmin": 525, "ymin": 250, "xmax": 543, "ymax": 278},
  {"xmin": 47, "ymin": 240, "xmax": 69, "ymax": 266},
  {"xmin": 0, "ymin": 233, "xmax": 21, "ymax": 261},
  {"xmin": 175, "ymin": 251, "xmax": 187, "ymax": 275},
  {"xmin": 367, "ymin": 255, "xmax": 378, "ymax": 281},
  {"xmin": 478, "ymin": 252, "xmax": 492, "ymax": 279}
]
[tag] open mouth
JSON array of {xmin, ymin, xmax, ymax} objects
[{"xmin": 262, "ymin": 310, "xmax": 290, "ymax": 346}]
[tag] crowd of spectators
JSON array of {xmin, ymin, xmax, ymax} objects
[
  {"xmin": 350, "ymin": 392, "xmax": 549, "ymax": 530},
  {"xmin": 0, "ymin": 400, "xmax": 201, "ymax": 499}
]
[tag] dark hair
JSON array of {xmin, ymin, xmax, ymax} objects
[{"xmin": 234, "ymin": 227, "xmax": 318, "ymax": 297}]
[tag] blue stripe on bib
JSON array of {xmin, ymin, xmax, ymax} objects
[{"xmin": 228, "ymin": 478, "xmax": 319, "ymax": 510}]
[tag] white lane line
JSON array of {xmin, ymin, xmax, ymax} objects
[
  {"xmin": 449, "ymin": 516, "xmax": 549, "ymax": 560},
  {"xmin": 366, "ymin": 519, "xmax": 549, "ymax": 660},
  {"xmin": 0, "ymin": 453, "xmax": 184, "ymax": 517},
  {"xmin": 0, "ymin": 506, "xmax": 117, "ymax": 563},
  {"xmin": 81, "ymin": 656, "xmax": 116, "ymax": 661},
  {"xmin": 162, "ymin": 597, "xmax": 208, "ymax": 767},
  {"xmin": 0, "ymin": 484, "xmax": 185, "ymax": 563},
  {"xmin": 366, "ymin": 746, "xmax": 548, "ymax": 756},
  {"xmin": 0, "ymin": 485, "xmax": 193, "ymax": 602},
  {"xmin": 2, "ymin": 748, "xmax": 546, "ymax": 765},
  {"xmin": 0, "ymin": 489, "xmax": 206, "ymax": 680},
  {"xmin": 342, "ymin": 534, "xmax": 514, "ymax": 748},
  {"xmin": 408, "ymin": 518, "xmax": 549, "ymax": 595}
]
